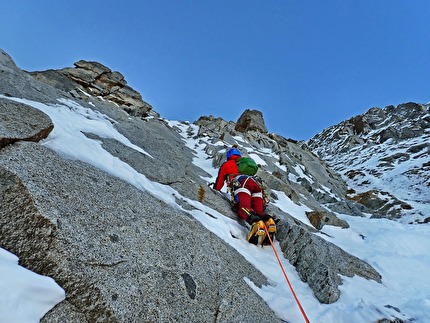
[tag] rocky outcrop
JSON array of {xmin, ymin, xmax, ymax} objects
[
  {"xmin": 30, "ymin": 60, "xmax": 157, "ymax": 118},
  {"xmin": 0, "ymin": 98, "xmax": 53, "ymax": 149},
  {"xmin": 235, "ymin": 109, "xmax": 268, "ymax": 133},
  {"xmin": 347, "ymin": 189, "xmax": 412, "ymax": 220},
  {"xmin": 306, "ymin": 210, "xmax": 349, "ymax": 230}
]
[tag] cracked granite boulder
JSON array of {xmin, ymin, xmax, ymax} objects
[
  {"xmin": 0, "ymin": 98, "xmax": 53, "ymax": 149},
  {"xmin": 0, "ymin": 142, "xmax": 281, "ymax": 322}
]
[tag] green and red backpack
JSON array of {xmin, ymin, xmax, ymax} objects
[{"xmin": 236, "ymin": 157, "xmax": 258, "ymax": 176}]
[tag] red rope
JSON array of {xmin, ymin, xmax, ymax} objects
[{"xmin": 264, "ymin": 225, "xmax": 311, "ymax": 323}]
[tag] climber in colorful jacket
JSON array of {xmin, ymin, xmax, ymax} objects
[
  {"xmin": 214, "ymin": 147, "xmax": 276, "ymax": 244},
  {"xmin": 214, "ymin": 147, "xmax": 276, "ymax": 243}
]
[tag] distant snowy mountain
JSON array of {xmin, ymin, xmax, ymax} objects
[{"xmin": 307, "ymin": 102, "xmax": 430, "ymax": 224}]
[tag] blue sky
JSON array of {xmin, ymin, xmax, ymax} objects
[{"xmin": 2, "ymin": 1, "xmax": 429, "ymax": 140}]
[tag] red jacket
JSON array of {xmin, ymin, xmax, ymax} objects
[{"xmin": 215, "ymin": 155, "xmax": 241, "ymax": 191}]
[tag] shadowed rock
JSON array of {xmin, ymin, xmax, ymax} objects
[{"xmin": 0, "ymin": 98, "xmax": 53, "ymax": 149}]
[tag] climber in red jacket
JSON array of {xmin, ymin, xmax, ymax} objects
[
  {"xmin": 214, "ymin": 146, "xmax": 265, "ymax": 222},
  {"xmin": 214, "ymin": 147, "xmax": 276, "ymax": 245}
]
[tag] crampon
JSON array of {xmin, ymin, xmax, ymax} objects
[{"xmin": 247, "ymin": 218, "xmax": 277, "ymax": 247}]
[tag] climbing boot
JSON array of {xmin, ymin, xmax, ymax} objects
[
  {"xmin": 247, "ymin": 220, "xmax": 266, "ymax": 246},
  {"xmin": 264, "ymin": 217, "xmax": 277, "ymax": 243}
]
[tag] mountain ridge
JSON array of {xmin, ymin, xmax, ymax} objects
[{"xmin": 307, "ymin": 102, "xmax": 430, "ymax": 224}]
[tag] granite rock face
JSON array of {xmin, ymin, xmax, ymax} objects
[
  {"xmin": 0, "ymin": 143, "xmax": 279, "ymax": 322},
  {"xmin": 0, "ymin": 49, "xmax": 281, "ymax": 322},
  {"xmin": 0, "ymin": 47, "xmax": 385, "ymax": 321}
]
